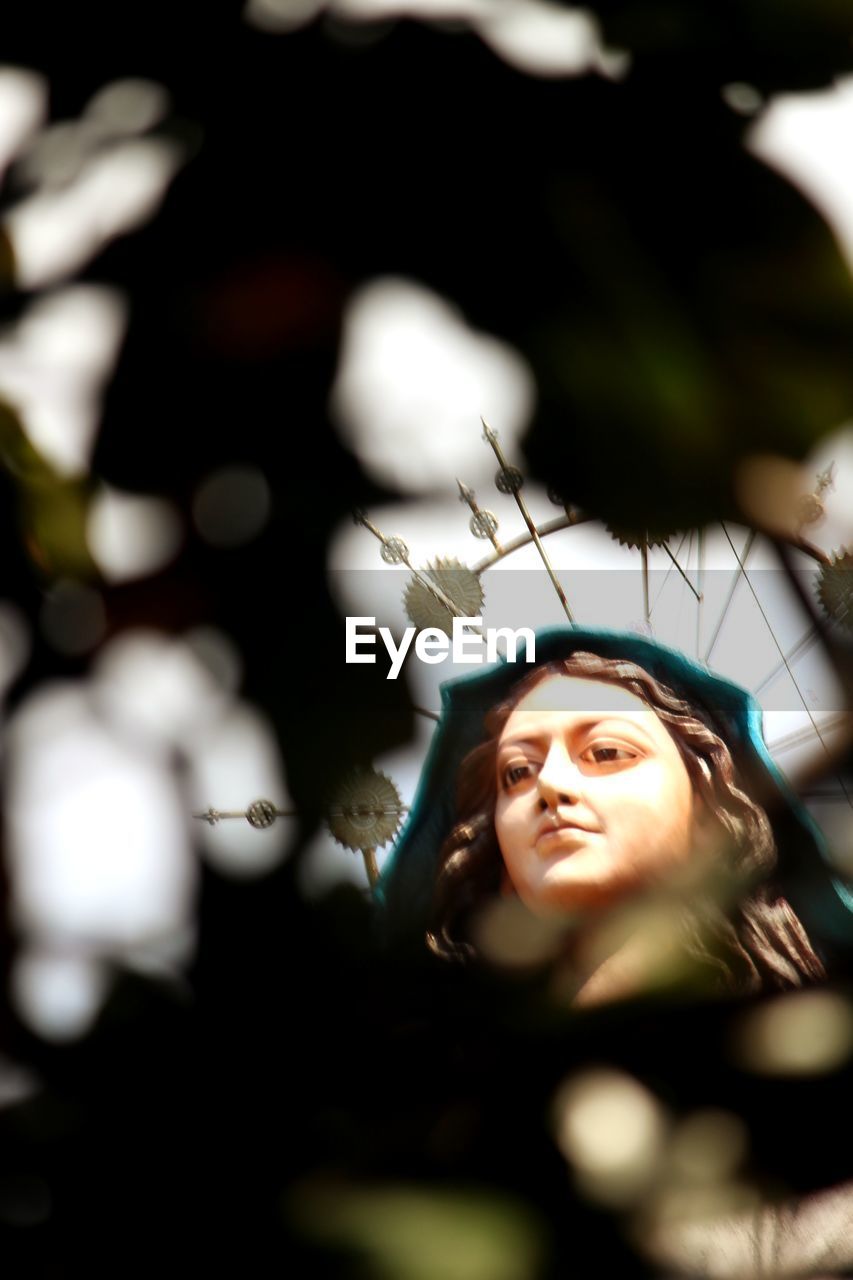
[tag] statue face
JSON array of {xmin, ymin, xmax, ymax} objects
[{"xmin": 494, "ymin": 674, "xmax": 696, "ymax": 915}]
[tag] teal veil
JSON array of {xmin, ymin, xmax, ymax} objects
[{"xmin": 378, "ymin": 627, "xmax": 853, "ymax": 960}]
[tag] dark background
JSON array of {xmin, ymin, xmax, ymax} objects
[{"xmin": 0, "ymin": 2, "xmax": 852, "ymax": 1274}]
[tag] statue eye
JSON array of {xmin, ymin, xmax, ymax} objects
[
  {"xmin": 501, "ymin": 761, "xmax": 536, "ymax": 789},
  {"xmin": 582, "ymin": 744, "xmax": 637, "ymax": 765}
]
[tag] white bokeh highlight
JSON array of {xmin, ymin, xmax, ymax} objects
[
  {"xmin": 7, "ymin": 682, "xmax": 195, "ymax": 946},
  {"xmin": 330, "ymin": 278, "xmax": 535, "ymax": 493},
  {"xmin": 87, "ymin": 486, "xmax": 182, "ymax": 582},
  {"xmin": 18, "ymin": 79, "xmax": 170, "ymax": 190},
  {"xmin": 750, "ymin": 75, "xmax": 853, "ymax": 278},
  {"xmin": 5, "ymin": 137, "xmax": 185, "ymax": 290},
  {"xmin": 12, "ymin": 950, "xmax": 109, "ymax": 1043},
  {"xmin": 553, "ymin": 1068, "xmax": 668, "ymax": 1204},
  {"xmin": 245, "ymin": 0, "xmax": 325, "ymax": 31},
  {"xmin": 0, "ymin": 286, "xmax": 128, "ymax": 477},
  {"xmin": 92, "ymin": 629, "xmax": 235, "ymax": 753},
  {"xmin": 4, "ymin": 627, "xmax": 290, "ymax": 1037},
  {"xmin": 246, "ymin": 0, "xmax": 628, "ymax": 80},
  {"xmin": 84, "ymin": 79, "xmax": 171, "ymax": 139},
  {"xmin": 93, "ymin": 629, "xmax": 289, "ymax": 877},
  {"xmin": 0, "ymin": 67, "xmax": 47, "ymax": 179},
  {"xmin": 476, "ymin": 0, "xmax": 629, "ymax": 80}
]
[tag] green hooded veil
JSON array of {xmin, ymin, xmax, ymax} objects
[{"xmin": 378, "ymin": 626, "xmax": 853, "ymax": 962}]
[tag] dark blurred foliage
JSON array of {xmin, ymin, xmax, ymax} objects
[{"xmin": 0, "ymin": 1, "xmax": 851, "ymax": 1275}]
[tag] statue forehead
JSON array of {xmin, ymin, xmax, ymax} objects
[{"xmin": 505, "ymin": 673, "xmax": 655, "ymax": 720}]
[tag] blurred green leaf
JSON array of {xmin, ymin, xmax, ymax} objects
[{"xmin": 288, "ymin": 1181, "xmax": 546, "ymax": 1280}]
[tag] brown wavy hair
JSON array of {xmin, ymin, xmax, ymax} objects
[{"xmin": 426, "ymin": 652, "xmax": 825, "ymax": 994}]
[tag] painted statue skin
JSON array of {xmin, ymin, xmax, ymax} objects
[{"xmin": 495, "ymin": 674, "xmax": 698, "ymax": 916}]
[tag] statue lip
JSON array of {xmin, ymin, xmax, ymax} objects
[{"xmin": 535, "ymin": 814, "xmax": 600, "ymax": 846}]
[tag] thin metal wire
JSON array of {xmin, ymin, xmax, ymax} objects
[
  {"xmin": 641, "ymin": 542, "xmax": 650, "ymax": 624},
  {"xmin": 649, "ymin": 532, "xmax": 689, "ymax": 615},
  {"xmin": 472, "ymin": 512, "xmax": 586, "ymax": 572},
  {"xmin": 704, "ymin": 526, "xmax": 756, "ymax": 663},
  {"xmin": 721, "ymin": 523, "xmax": 853, "ymax": 809},
  {"xmin": 193, "ymin": 805, "xmax": 296, "ymax": 824},
  {"xmin": 662, "ymin": 539, "xmax": 701, "ymax": 602},
  {"xmin": 354, "ymin": 511, "xmax": 483, "ymax": 633},
  {"xmin": 481, "ymin": 417, "xmax": 575, "ymax": 624},
  {"xmin": 696, "ymin": 527, "xmax": 704, "ymax": 660},
  {"xmin": 458, "ymin": 478, "xmax": 503, "ymax": 553},
  {"xmin": 753, "ymin": 626, "xmax": 820, "ymax": 696}
]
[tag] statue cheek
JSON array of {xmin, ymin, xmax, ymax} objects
[
  {"xmin": 604, "ymin": 790, "xmax": 690, "ymax": 870},
  {"xmin": 496, "ymin": 816, "xmax": 527, "ymax": 876}
]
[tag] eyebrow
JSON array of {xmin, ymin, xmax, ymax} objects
[{"xmin": 498, "ymin": 716, "xmax": 659, "ymax": 751}]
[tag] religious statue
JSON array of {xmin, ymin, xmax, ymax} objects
[{"xmin": 380, "ymin": 627, "xmax": 853, "ymax": 1003}]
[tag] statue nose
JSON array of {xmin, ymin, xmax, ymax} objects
[
  {"xmin": 536, "ymin": 745, "xmax": 581, "ymax": 810},
  {"xmin": 538, "ymin": 792, "xmax": 572, "ymax": 812}
]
